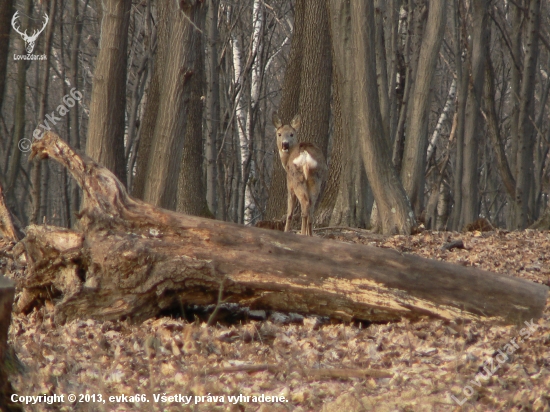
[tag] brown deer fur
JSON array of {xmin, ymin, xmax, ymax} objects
[{"xmin": 273, "ymin": 112, "xmax": 327, "ymax": 235}]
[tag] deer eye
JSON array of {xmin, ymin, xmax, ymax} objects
[
  {"xmin": 278, "ymin": 133, "xmax": 281, "ymax": 136},
  {"xmin": 290, "ymin": 133, "xmax": 294, "ymax": 137}
]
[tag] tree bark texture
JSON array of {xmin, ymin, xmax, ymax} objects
[
  {"xmin": 69, "ymin": 0, "xmax": 85, "ymax": 226},
  {"xmin": 131, "ymin": 0, "xmax": 170, "ymax": 200},
  {"xmin": 0, "ymin": 0, "xmax": 13, "ymax": 113},
  {"xmin": 9, "ymin": 132, "xmax": 546, "ymax": 327},
  {"xmin": 514, "ymin": 0, "xmax": 541, "ymax": 228},
  {"xmin": 327, "ymin": 0, "xmax": 369, "ymax": 228},
  {"xmin": 86, "ymin": 0, "xmax": 131, "ymax": 185},
  {"xmin": 30, "ymin": 0, "xmax": 57, "ymax": 224},
  {"xmin": 349, "ymin": 0, "xmax": 414, "ymax": 235},
  {"xmin": 5, "ymin": 0, "xmax": 32, "ymax": 205},
  {"xmin": 0, "ymin": 276, "xmax": 16, "ymax": 411},
  {"xmin": 448, "ymin": 1, "xmax": 468, "ymax": 231},
  {"xmin": 459, "ymin": 0, "xmax": 487, "ymax": 228},
  {"xmin": 205, "ymin": 0, "xmax": 220, "ymax": 217},
  {"xmin": 485, "ymin": 55, "xmax": 516, "ymax": 200},
  {"xmin": 176, "ymin": 8, "xmax": 210, "ymax": 217},
  {"xmin": 143, "ymin": 1, "xmax": 204, "ymax": 209},
  {"xmin": 400, "ymin": 0, "xmax": 447, "ymax": 215},
  {"xmin": 297, "ymin": 0, "xmax": 332, "ymax": 155},
  {"xmin": 315, "ymin": 68, "xmax": 343, "ymax": 227}
]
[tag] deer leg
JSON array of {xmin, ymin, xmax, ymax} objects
[
  {"xmin": 301, "ymin": 197, "xmax": 311, "ymax": 236},
  {"xmin": 285, "ymin": 190, "xmax": 296, "ymax": 232},
  {"xmin": 307, "ymin": 200, "xmax": 314, "ymax": 236}
]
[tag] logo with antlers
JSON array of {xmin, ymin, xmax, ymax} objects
[{"xmin": 11, "ymin": 11, "xmax": 49, "ymax": 54}]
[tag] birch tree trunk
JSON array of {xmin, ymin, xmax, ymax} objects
[
  {"xmin": 243, "ymin": 0, "xmax": 265, "ymax": 225},
  {"xmin": 229, "ymin": 15, "xmax": 249, "ymax": 224},
  {"xmin": 426, "ymin": 79, "xmax": 456, "ymax": 162}
]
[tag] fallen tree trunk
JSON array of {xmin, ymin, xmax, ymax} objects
[
  {"xmin": 2, "ymin": 132, "xmax": 548, "ymax": 325},
  {"xmin": 0, "ymin": 276, "xmax": 16, "ymax": 411}
]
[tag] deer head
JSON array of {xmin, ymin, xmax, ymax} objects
[
  {"xmin": 273, "ymin": 112, "xmax": 301, "ymax": 168},
  {"xmin": 12, "ymin": 11, "xmax": 49, "ymax": 54}
]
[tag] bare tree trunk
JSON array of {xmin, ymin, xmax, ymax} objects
[
  {"xmin": 205, "ymin": 0, "xmax": 220, "ymax": 217},
  {"xmin": 131, "ymin": 0, "xmax": 170, "ymax": 199},
  {"xmin": 0, "ymin": 0, "xmax": 13, "ymax": 113},
  {"xmin": 374, "ymin": 0, "xmax": 390, "ymax": 139},
  {"xmin": 387, "ymin": 0, "xmax": 400, "ymax": 142},
  {"xmin": 485, "ymin": 53, "xmax": 516, "ymax": 200},
  {"xmin": 508, "ymin": 1, "xmax": 522, "ymax": 177},
  {"xmin": 459, "ymin": 0, "xmax": 487, "ymax": 227},
  {"xmin": 298, "ymin": 0, "xmax": 332, "ymax": 155},
  {"xmin": 426, "ymin": 79, "xmax": 456, "ymax": 163},
  {"xmin": 350, "ymin": 0, "xmax": 414, "ymax": 235},
  {"xmin": 86, "ymin": 0, "xmax": 131, "ymax": 185},
  {"xmin": 448, "ymin": 1, "xmax": 468, "ymax": 230},
  {"xmin": 326, "ymin": 0, "xmax": 368, "ymax": 228},
  {"xmin": 391, "ymin": 0, "xmax": 414, "ymax": 172},
  {"xmin": 243, "ymin": 0, "xmax": 265, "ymax": 225},
  {"xmin": 533, "ymin": 67, "xmax": 550, "ymax": 219},
  {"xmin": 143, "ymin": 1, "xmax": 204, "ymax": 209},
  {"xmin": 6, "ymin": 0, "xmax": 32, "ymax": 223},
  {"xmin": 514, "ymin": 0, "xmax": 541, "ymax": 228},
  {"xmin": 264, "ymin": 0, "xmax": 304, "ymax": 221},
  {"xmin": 315, "ymin": 68, "xmax": 343, "ymax": 227},
  {"xmin": 0, "ymin": 275, "xmax": 15, "ymax": 410},
  {"xmin": 30, "ymin": 0, "xmax": 57, "ymax": 224},
  {"xmin": 176, "ymin": 7, "xmax": 209, "ymax": 217},
  {"xmin": 400, "ymin": 0, "xmax": 447, "ymax": 215},
  {"xmin": 68, "ymin": 0, "xmax": 87, "ymax": 226}
]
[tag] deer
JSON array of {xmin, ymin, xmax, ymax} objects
[
  {"xmin": 273, "ymin": 112, "xmax": 327, "ymax": 236},
  {"xmin": 12, "ymin": 11, "xmax": 49, "ymax": 54}
]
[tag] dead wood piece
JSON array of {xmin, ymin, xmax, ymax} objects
[
  {"xmin": 0, "ymin": 185, "xmax": 19, "ymax": 243},
  {"xmin": 440, "ymin": 240, "xmax": 465, "ymax": 251},
  {"xmin": 10, "ymin": 132, "xmax": 548, "ymax": 325},
  {"xmin": 0, "ymin": 276, "xmax": 16, "ymax": 409}
]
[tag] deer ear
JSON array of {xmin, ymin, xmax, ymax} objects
[
  {"xmin": 272, "ymin": 112, "xmax": 282, "ymax": 128},
  {"xmin": 290, "ymin": 114, "xmax": 301, "ymax": 130}
]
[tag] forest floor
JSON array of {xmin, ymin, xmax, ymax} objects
[{"xmin": 6, "ymin": 229, "xmax": 550, "ymax": 412}]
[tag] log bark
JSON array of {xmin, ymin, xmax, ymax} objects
[
  {"xmin": 4, "ymin": 132, "xmax": 548, "ymax": 326},
  {"xmin": 0, "ymin": 276, "xmax": 15, "ymax": 411}
]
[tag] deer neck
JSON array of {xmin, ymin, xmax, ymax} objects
[{"xmin": 279, "ymin": 143, "xmax": 299, "ymax": 171}]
